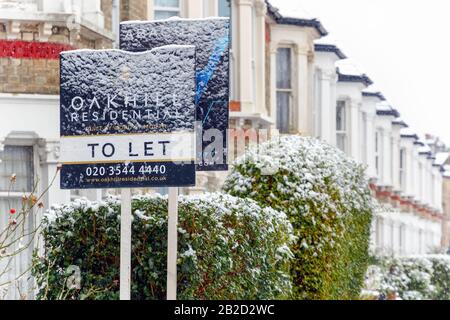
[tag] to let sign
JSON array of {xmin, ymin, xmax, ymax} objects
[
  {"xmin": 59, "ymin": 45, "xmax": 197, "ymax": 189},
  {"xmin": 120, "ymin": 18, "xmax": 230, "ymax": 171}
]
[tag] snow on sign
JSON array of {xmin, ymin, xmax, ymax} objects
[
  {"xmin": 120, "ymin": 17, "xmax": 230, "ymax": 171},
  {"xmin": 59, "ymin": 46, "xmax": 197, "ymax": 189}
]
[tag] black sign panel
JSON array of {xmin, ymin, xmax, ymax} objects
[
  {"xmin": 120, "ymin": 18, "xmax": 230, "ymax": 171},
  {"xmin": 59, "ymin": 46, "xmax": 197, "ymax": 189}
]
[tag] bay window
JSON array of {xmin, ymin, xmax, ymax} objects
[
  {"xmin": 336, "ymin": 100, "xmax": 347, "ymax": 152},
  {"xmin": 154, "ymin": 0, "xmax": 181, "ymax": 20},
  {"xmin": 276, "ymin": 47, "xmax": 293, "ymax": 134}
]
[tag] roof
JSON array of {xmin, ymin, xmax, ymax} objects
[
  {"xmin": 444, "ymin": 165, "xmax": 450, "ymax": 177},
  {"xmin": 376, "ymin": 101, "xmax": 400, "ymax": 117},
  {"xmin": 337, "ymin": 69, "xmax": 373, "ymax": 86},
  {"xmin": 314, "ymin": 44, "xmax": 347, "ymax": 59},
  {"xmin": 414, "ymin": 140, "xmax": 425, "ymax": 147},
  {"xmin": 435, "ymin": 152, "xmax": 450, "ymax": 166},
  {"xmin": 362, "ymin": 91, "xmax": 386, "ymax": 101},
  {"xmin": 400, "ymin": 128, "xmax": 419, "ymax": 140},
  {"xmin": 266, "ymin": 0, "xmax": 328, "ymax": 36},
  {"xmin": 392, "ymin": 118, "xmax": 408, "ymax": 128}
]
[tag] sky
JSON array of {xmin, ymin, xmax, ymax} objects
[{"xmin": 275, "ymin": 0, "xmax": 450, "ymax": 145}]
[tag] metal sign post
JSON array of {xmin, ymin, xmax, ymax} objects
[
  {"xmin": 166, "ymin": 187, "xmax": 179, "ymax": 300},
  {"xmin": 120, "ymin": 188, "xmax": 132, "ymax": 300}
]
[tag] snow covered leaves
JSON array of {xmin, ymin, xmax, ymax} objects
[
  {"xmin": 224, "ymin": 136, "xmax": 374, "ymax": 299},
  {"xmin": 35, "ymin": 193, "xmax": 294, "ymax": 300}
]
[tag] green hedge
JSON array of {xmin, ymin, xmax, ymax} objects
[
  {"xmin": 32, "ymin": 193, "xmax": 294, "ymax": 300},
  {"xmin": 224, "ymin": 136, "xmax": 374, "ymax": 299},
  {"xmin": 365, "ymin": 255, "xmax": 450, "ymax": 300}
]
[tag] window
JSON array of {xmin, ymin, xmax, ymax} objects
[
  {"xmin": 0, "ymin": 146, "xmax": 34, "ymax": 192},
  {"xmin": 218, "ymin": 0, "xmax": 231, "ymax": 17},
  {"xmin": 276, "ymin": 47, "xmax": 293, "ymax": 134},
  {"xmin": 399, "ymin": 148, "xmax": 406, "ymax": 190},
  {"xmin": 336, "ymin": 100, "xmax": 347, "ymax": 152},
  {"xmin": 0, "ymin": 145, "xmax": 34, "ymax": 299},
  {"xmin": 361, "ymin": 112, "xmax": 368, "ymax": 163},
  {"xmin": 154, "ymin": 0, "xmax": 180, "ymax": 20}
]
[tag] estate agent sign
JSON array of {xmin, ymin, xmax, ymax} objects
[
  {"xmin": 120, "ymin": 17, "xmax": 230, "ymax": 171},
  {"xmin": 59, "ymin": 45, "xmax": 197, "ymax": 189}
]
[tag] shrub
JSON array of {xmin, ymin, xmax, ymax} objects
[
  {"xmin": 32, "ymin": 193, "xmax": 294, "ymax": 300},
  {"xmin": 366, "ymin": 255, "xmax": 450, "ymax": 300},
  {"xmin": 223, "ymin": 136, "xmax": 374, "ymax": 299}
]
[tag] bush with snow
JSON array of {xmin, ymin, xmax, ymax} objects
[
  {"xmin": 365, "ymin": 255, "xmax": 450, "ymax": 300},
  {"xmin": 223, "ymin": 136, "xmax": 374, "ymax": 299},
  {"xmin": 32, "ymin": 193, "xmax": 294, "ymax": 300}
]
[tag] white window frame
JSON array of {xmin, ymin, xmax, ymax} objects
[
  {"xmin": 336, "ymin": 100, "xmax": 348, "ymax": 153},
  {"xmin": 276, "ymin": 46, "xmax": 294, "ymax": 134}
]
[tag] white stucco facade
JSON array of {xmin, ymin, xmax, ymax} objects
[{"xmin": 0, "ymin": 2, "xmax": 448, "ymax": 299}]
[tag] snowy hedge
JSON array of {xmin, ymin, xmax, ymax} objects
[
  {"xmin": 364, "ymin": 255, "xmax": 450, "ymax": 300},
  {"xmin": 224, "ymin": 136, "xmax": 374, "ymax": 299},
  {"xmin": 32, "ymin": 194, "xmax": 294, "ymax": 300}
]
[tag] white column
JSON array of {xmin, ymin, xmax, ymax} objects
[
  {"xmin": 237, "ymin": 0, "xmax": 255, "ymax": 113},
  {"xmin": 186, "ymin": 0, "xmax": 203, "ymax": 18},
  {"xmin": 392, "ymin": 135, "xmax": 400, "ymax": 190},
  {"xmin": 405, "ymin": 143, "xmax": 412, "ymax": 196},
  {"xmin": 296, "ymin": 47, "xmax": 310, "ymax": 135},
  {"xmin": 254, "ymin": 0, "xmax": 266, "ymax": 115},
  {"xmin": 269, "ymin": 45, "xmax": 277, "ymax": 130},
  {"xmin": 366, "ymin": 113, "xmax": 376, "ymax": 178},
  {"xmin": 421, "ymin": 159, "xmax": 427, "ymax": 203},
  {"xmin": 413, "ymin": 150, "xmax": 420, "ymax": 200},
  {"xmin": 39, "ymin": 141, "xmax": 71, "ymax": 209},
  {"xmin": 329, "ymin": 75, "xmax": 337, "ymax": 146},
  {"xmin": 349, "ymin": 101, "xmax": 360, "ymax": 161},
  {"xmin": 436, "ymin": 171, "xmax": 443, "ymax": 211},
  {"xmin": 382, "ymin": 130, "xmax": 391, "ymax": 186},
  {"xmin": 319, "ymin": 72, "xmax": 333, "ymax": 144}
]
